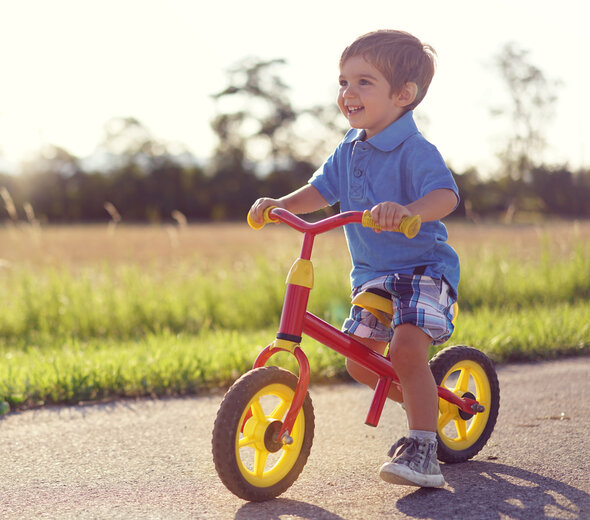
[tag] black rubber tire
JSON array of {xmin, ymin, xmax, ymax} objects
[
  {"xmin": 212, "ymin": 366, "xmax": 315, "ymax": 501},
  {"xmin": 429, "ymin": 345, "xmax": 500, "ymax": 463}
]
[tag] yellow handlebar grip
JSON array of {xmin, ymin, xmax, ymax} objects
[
  {"xmin": 398, "ymin": 214, "xmax": 421, "ymax": 238},
  {"xmin": 247, "ymin": 210, "xmax": 264, "ymax": 230},
  {"xmin": 247, "ymin": 206, "xmax": 278, "ymax": 230},
  {"xmin": 361, "ymin": 211, "xmax": 421, "ymax": 238},
  {"xmin": 361, "ymin": 210, "xmax": 381, "ymax": 231}
]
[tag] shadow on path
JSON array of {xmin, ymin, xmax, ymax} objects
[
  {"xmin": 232, "ymin": 461, "xmax": 588, "ymax": 520},
  {"xmin": 396, "ymin": 461, "xmax": 588, "ymax": 519},
  {"xmin": 235, "ymin": 498, "xmax": 345, "ymax": 520}
]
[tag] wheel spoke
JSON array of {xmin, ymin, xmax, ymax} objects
[
  {"xmin": 438, "ymin": 409, "xmax": 454, "ymax": 430},
  {"xmin": 254, "ymin": 448, "xmax": 269, "ymax": 477},
  {"xmin": 271, "ymin": 398, "xmax": 290, "ymax": 421},
  {"xmin": 238, "ymin": 436, "xmax": 256, "ymax": 448},
  {"xmin": 455, "ymin": 419, "xmax": 467, "ymax": 441},
  {"xmin": 455, "ymin": 368, "xmax": 471, "ymax": 394},
  {"xmin": 250, "ymin": 399, "xmax": 266, "ymax": 422}
]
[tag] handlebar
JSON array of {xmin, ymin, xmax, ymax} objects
[{"xmin": 247, "ymin": 207, "xmax": 421, "ymax": 239}]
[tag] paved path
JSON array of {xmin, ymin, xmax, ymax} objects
[{"xmin": 1, "ymin": 357, "xmax": 589, "ymax": 519}]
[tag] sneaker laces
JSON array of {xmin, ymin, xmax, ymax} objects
[
  {"xmin": 387, "ymin": 436, "xmax": 416, "ymax": 458},
  {"xmin": 387, "ymin": 437, "xmax": 432, "ymax": 466}
]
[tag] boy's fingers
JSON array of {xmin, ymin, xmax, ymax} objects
[
  {"xmin": 250, "ymin": 205, "xmax": 263, "ymax": 223},
  {"xmin": 372, "ymin": 205, "xmax": 393, "ymax": 231},
  {"xmin": 370, "ymin": 205, "xmax": 381, "ymax": 224},
  {"xmin": 252, "ymin": 199, "xmax": 268, "ymax": 221}
]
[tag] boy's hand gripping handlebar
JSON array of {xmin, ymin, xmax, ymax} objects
[
  {"xmin": 247, "ymin": 206, "xmax": 421, "ymax": 239},
  {"xmin": 360, "ymin": 210, "xmax": 421, "ymax": 239},
  {"xmin": 247, "ymin": 206, "xmax": 280, "ymax": 230}
]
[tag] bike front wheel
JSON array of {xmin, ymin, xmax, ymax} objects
[
  {"xmin": 212, "ymin": 366, "xmax": 315, "ymax": 501},
  {"xmin": 430, "ymin": 345, "xmax": 500, "ymax": 463}
]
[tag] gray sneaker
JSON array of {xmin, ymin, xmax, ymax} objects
[{"xmin": 379, "ymin": 436, "xmax": 445, "ymax": 487}]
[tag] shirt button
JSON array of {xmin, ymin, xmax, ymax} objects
[{"xmin": 354, "ymin": 169, "xmax": 363, "ymax": 177}]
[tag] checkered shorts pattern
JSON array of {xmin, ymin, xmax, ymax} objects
[{"xmin": 343, "ymin": 274, "xmax": 457, "ymax": 345}]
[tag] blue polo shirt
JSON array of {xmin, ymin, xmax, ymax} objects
[{"xmin": 309, "ymin": 110, "xmax": 460, "ymax": 295}]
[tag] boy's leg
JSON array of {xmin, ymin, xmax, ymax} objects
[
  {"xmin": 388, "ymin": 324, "xmax": 437, "ymax": 431},
  {"xmin": 345, "ymin": 335, "xmax": 404, "ymax": 402},
  {"xmin": 379, "ymin": 323, "xmax": 444, "ymax": 487}
]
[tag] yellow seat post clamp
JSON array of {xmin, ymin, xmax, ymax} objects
[{"xmin": 286, "ymin": 258, "xmax": 314, "ymax": 289}]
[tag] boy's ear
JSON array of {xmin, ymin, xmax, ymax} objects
[{"xmin": 395, "ymin": 82, "xmax": 418, "ymax": 107}]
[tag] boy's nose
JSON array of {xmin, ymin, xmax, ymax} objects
[{"xmin": 343, "ymin": 85, "xmax": 356, "ymax": 98}]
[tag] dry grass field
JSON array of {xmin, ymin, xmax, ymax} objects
[{"xmin": 2, "ymin": 218, "xmax": 589, "ymax": 268}]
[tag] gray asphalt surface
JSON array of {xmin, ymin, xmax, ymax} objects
[{"xmin": 1, "ymin": 357, "xmax": 589, "ymax": 520}]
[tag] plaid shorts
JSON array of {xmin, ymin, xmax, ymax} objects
[{"xmin": 343, "ymin": 274, "xmax": 457, "ymax": 345}]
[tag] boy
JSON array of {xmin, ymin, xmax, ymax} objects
[{"xmin": 249, "ymin": 30, "xmax": 459, "ymax": 488}]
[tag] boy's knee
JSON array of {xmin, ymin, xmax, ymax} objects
[
  {"xmin": 389, "ymin": 327, "xmax": 430, "ymax": 372},
  {"xmin": 346, "ymin": 357, "xmax": 378, "ymax": 387},
  {"xmin": 389, "ymin": 341, "xmax": 416, "ymax": 369},
  {"xmin": 346, "ymin": 357, "xmax": 362, "ymax": 378}
]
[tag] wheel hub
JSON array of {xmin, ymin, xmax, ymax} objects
[
  {"xmin": 458, "ymin": 391, "xmax": 476, "ymax": 420},
  {"xmin": 264, "ymin": 420, "xmax": 283, "ymax": 453}
]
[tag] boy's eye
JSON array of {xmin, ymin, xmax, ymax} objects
[
  {"xmin": 359, "ymin": 78, "xmax": 372, "ymax": 86},
  {"xmin": 339, "ymin": 79, "xmax": 348, "ymax": 87}
]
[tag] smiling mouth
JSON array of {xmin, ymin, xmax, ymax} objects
[{"xmin": 346, "ymin": 105, "xmax": 364, "ymax": 115}]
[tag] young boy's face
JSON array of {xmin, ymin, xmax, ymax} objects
[{"xmin": 338, "ymin": 55, "xmax": 406, "ymax": 139}]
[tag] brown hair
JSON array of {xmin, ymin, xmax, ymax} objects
[{"xmin": 340, "ymin": 30, "xmax": 437, "ymax": 110}]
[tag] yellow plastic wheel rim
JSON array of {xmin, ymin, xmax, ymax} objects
[
  {"xmin": 437, "ymin": 360, "xmax": 492, "ymax": 451},
  {"xmin": 235, "ymin": 383, "xmax": 305, "ymax": 487}
]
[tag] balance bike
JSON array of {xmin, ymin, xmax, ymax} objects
[{"xmin": 212, "ymin": 208, "xmax": 500, "ymax": 501}]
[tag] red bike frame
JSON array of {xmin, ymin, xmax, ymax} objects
[{"xmin": 251, "ymin": 208, "xmax": 481, "ymax": 443}]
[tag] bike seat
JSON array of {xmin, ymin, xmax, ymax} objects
[
  {"xmin": 352, "ymin": 289, "xmax": 460, "ymax": 327},
  {"xmin": 351, "ymin": 289, "xmax": 394, "ymax": 327}
]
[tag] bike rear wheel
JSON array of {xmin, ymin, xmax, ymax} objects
[
  {"xmin": 430, "ymin": 345, "xmax": 500, "ymax": 463},
  {"xmin": 212, "ymin": 366, "xmax": 314, "ymax": 501}
]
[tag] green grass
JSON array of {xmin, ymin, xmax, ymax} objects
[
  {"xmin": 3, "ymin": 242, "xmax": 588, "ymax": 343},
  {"xmin": 0, "ymin": 222, "xmax": 589, "ymax": 413},
  {"xmin": 445, "ymin": 301, "xmax": 590, "ymax": 360},
  {"xmin": 0, "ymin": 329, "xmax": 346, "ymax": 410},
  {"xmin": 1, "ymin": 301, "xmax": 588, "ymax": 412}
]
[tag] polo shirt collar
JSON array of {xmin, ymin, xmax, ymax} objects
[{"xmin": 342, "ymin": 110, "xmax": 418, "ymax": 151}]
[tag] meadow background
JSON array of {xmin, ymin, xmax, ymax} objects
[
  {"xmin": 2, "ymin": 7, "xmax": 590, "ymax": 419},
  {"xmin": 1, "ymin": 218, "xmax": 589, "ymax": 414}
]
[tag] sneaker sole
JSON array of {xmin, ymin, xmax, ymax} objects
[{"xmin": 379, "ymin": 462, "xmax": 445, "ymax": 488}]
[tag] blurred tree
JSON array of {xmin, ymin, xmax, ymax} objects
[
  {"xmin": 295, "ymin": 104, "xmax": 349, "ymax": 165},
  {"xmin": 491, "ymin": 42, "xmax": 561, "ymax": 181},
  {"xmin": 530, "ymin": 166, "xmax": 590, "ymax": 216},
  {"xmin": 20, "ymin": 145, "xmax": 83, "ymax": 221},
  {"xmin": 261, "ymin": 160, "xmax": 316, "ymax": 200},
  {"xmin": 211, "ymin": 57, "xmax": 348, "ymax": 173},
  {"xmin": 68, "ymin": 170, "xmax": 109, "ymax": 220},
  {"xmin": 96, "ymin": 117, "xmax": 209, "ymax": 221},
  {"xmin": 99, "ymin": 116, "xmax": 168, "ymax": 169},
  {"xmin": 211, "ymin": 58, "xmax": 297, "ymax": 171}
]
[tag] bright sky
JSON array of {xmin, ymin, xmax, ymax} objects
[{"xmin": 0, "ymin": 0, "xmax": 588, "ymax": 175}]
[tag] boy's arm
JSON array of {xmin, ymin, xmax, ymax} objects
[
  {"xmin": 249, "ymin": 184, "xmax": 329, "ymax": 225},
  {"xmin": 370, "ymin": 188, "xmax": 458, "ymax": 232}
]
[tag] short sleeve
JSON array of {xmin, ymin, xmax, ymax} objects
[
  {"xmin": 308, "ymin": 148, "xmax": 341, "ymax": 206},
  {"xmin": 408, "ymin": 139, "xmax": 459, "ymax": 206}
]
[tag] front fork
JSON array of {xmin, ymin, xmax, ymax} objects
[{"xmin": 253, "ymin": 342, "xmax": 310, "ymax": 445}]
